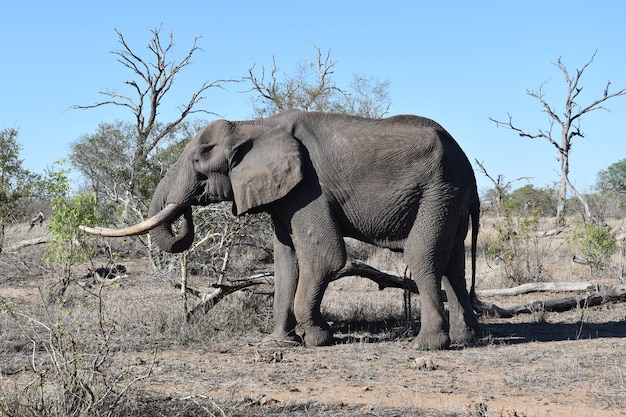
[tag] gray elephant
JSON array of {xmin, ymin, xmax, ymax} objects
[{"xmin": 82, "ymin": 110, "xmax": 480, "ymax": 350}]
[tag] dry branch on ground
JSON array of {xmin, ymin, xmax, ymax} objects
[
  {"xmin": 4, "ymin": 236, "xmax": 48, "ymax": 252},
  {"xmin": 182, "ymin": 261, "xmax": 416, "ymax": 319},
  {"xmin": 476, "ymin": 281, "xmax": 599, "ymax": 297},
  {"xmin": 177, "ymin": 260, "xmax": 626, "ymax": 319}
]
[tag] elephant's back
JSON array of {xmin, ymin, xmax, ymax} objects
[{"xmin": 273, "ymin": 110, "xmax": 477, "ymax": 202}]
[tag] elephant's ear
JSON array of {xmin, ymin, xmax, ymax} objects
[{"xmin": 229, "ymin": 126, "xmax": 303, "ymax": 215}]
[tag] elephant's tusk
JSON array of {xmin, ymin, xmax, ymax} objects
[{"xmin": 80, "ymin": 203, "xmax": 183, "ymax": 237}]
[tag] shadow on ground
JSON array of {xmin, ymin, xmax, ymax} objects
[
  {"xmin": 480, "ymin": 318, "xmax": 626, "ymax": 344},
  {"xmin": 329, "ymin": 314, "xmax": 626, "ymax": 346}
]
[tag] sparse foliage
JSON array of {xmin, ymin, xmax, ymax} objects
[
  {"xmin": 0, "ymin": 128, "xmax": 40, "ymax": 249},
  {"xmin": 42, "ymin": 161, "xmax": 113, "ymax": 300},
  {"xmin": 70, "ymin": 120, "xmax": 199, "ymax": 207},
  {"xmin": 0, "ymin": 291, "xmax": 154, "ymax": 417},
  {"xmin": 70, "ymin": 121, "xmax": 136, "ymax": 201},
  {"xmin": 477, "ymin": 163, "xmax": 559, "ymax": 283},
  {"xmin": 247, "ymin": 45, "xmax": 391, "ymax": 118},
  {"xmin": 491, "ymin": 51, "xmax": 626, "ymax": 225},
  {"xmin": 170, "ymin": 204, "xmax": 275, "ymax": 320},
  {"xmin": 485, "ymin": 200, "xmax": 553, "ymax": 285},
  {"xmin": 597, "ymin": 158, "xmax": 626, "ymax": 194},
  {"xmin": 507, "ymin": 184, "xmax": 558, "ymax": 217},
  {"xmin": 475, "ymin": 160, "xmax": 530, "ymax": 217},
  {"xmin": 570, "ymin": 222, "xmax": 617, "ymax": 273}
]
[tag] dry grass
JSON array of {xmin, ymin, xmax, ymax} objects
[
  {"xmin": 475, "ymin": 216, "xmax": 625, "ymax": 288},
  {"xmin": 1, "ymin": 216, "xmax": 626, "ymax": 416}
]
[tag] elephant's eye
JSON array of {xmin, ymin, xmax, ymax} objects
[{"xmin": 192, "ymin": 145, "xmax": 215, "ymax": 164}]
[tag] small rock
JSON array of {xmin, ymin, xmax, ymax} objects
[
  {"xmin": 272, "ymin": 350, "xmax": 283, "ymax": 362},
  {"xmin": 413, "ymin": 357, "xmax": 437, "ymax": 370},
  {"xmin": 254, "ymin": 350, "xmax": 284, "ymax": 363}
]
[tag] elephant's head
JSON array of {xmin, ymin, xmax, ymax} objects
[{"xmin": 81, "ymin": 120, "xmax": 304, "ymax": 253}]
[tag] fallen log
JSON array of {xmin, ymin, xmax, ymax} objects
[
  {"xmin": 5, "ymin": 236, "xmax": 48, "ymax": 252},
  {"xmin": 182, "ymin": 272, "xmax": 275, "ymax": 320},
  {"xmin": 476, "ymin": 281, "xmax": 599, "ymax": 297},
  {"xmin": 332, "ymin": 261, "xmax": 418, "ymax": 292},
  {"xmin": 183, "ymin": 261, "xmax": 417, "ymax": 320},
  {"xmin": 475, "ymin": 284, "xmax": 626, "ymax": 318}
]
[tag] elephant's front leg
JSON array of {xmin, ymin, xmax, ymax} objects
[
  {"xmin": 265, "ymin": 223, "xmax": 301, "ymax": 345},
  {"xmin": 291, "ymin": 210, "xmax": 347, "ymax": 347}
]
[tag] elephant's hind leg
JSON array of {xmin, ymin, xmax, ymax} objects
[
  {"xmin": 443, "ymin": 242, "xmax": 478, "ymax": 346},
  {"xmin": 403, "ymin": 200, "xmax": 454, "ymax": 350}
]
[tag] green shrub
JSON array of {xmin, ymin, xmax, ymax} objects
[
  {"xmin": 42, "ymin": 161, "xmax": 115, "ymax": 300},
  {"xmin": 571, "ymin": 223, "xmax": 617, "ymax": 272}
]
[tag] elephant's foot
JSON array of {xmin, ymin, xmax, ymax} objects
[
  {"xmin": 302, "ymin": 324, "xmax": 334, "ymax": 347},
  {"xmin": 412, "ymin": 330, "xmax": 451, "ymax": 350},
  {"xmin": 449, "ymin": 327, "xmax": 477, "ymax": 346},
  {"xmin": 448, "ymin": 314, "xmax": 479, "ymax": 346},
  {"xmin": 263, "ymin": 330, "xmax": 302, "ymax": 346}
]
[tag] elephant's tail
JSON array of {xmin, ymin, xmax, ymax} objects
[{"xmin": 469, "ymin": 201, "xmax": 483, "ymax": 315}]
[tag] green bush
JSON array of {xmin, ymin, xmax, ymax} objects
[
  {"xmin": 42, "ymin": 161, "xmax": 116, "ymax": 300},
  {"xmin": 571, "ymin": 223, "xmax": 617, "ymax": 272}
]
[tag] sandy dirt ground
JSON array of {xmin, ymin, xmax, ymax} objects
[{"xmin": 128, "ymin": 303, "xmax": 626, "ymax": 417}]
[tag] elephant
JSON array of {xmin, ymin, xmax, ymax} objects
[{"xmin": 82, "ymin": 110, "xmax": 480, "ymax": 350}]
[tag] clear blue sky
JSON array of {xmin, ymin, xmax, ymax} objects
[{"xmin": 2, "ymin": 0, "xmax": 625, "ymax": 193}]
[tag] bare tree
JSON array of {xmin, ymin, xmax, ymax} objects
[
  {"xmin": 72, "ymin": 26, "xmax": 236, "ymax": 196},
  {"xmin": 344, "ymin": 74, "xmax": 392, "ymax": 118},
  {"xmin": 475, "ymin": 160, "xmax": 531, "ymax": 218},
  {"xmin": 491, "ymin": 51, "xmax": 626, "ymax": 225},
  {"xmin": 246, "ymin": 45, "xmax": 391, "ymax": 118}
]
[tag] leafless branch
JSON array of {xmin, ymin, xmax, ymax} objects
[
  {"xmin": 475, "ymin": 160, "xmax": 531, "ymax": 191},
  {"xmin": 490, "ymin": 51, "xmax": 626, "ymax": 224},
  {"xmin": 181, "ymin": 260, "xmax": 418, "ymax": 320},
  {"xmin": 248, "ymin": 60, "xmax": 275, "ymax": 98},
  {"xmin": 71, "ymin": 26, "xmax": 237, "ymax": 194},
  {"xmin": 564, "ymin": 173, "xmax": 594, "ymax": 221},
  {"xmin": 304, "ymin": 46, "xmax": 339, "ymax": 111},
  {"xmin": 489, "ymin": 113, "xmax": 561, "ymax": 152},
  {"xmin": 475, "ymin": 160, "xmax": 532, "ymax": 217},
  {"xmin": 177, "ymin": 259, "xmax": 626, "ymax": 322}
]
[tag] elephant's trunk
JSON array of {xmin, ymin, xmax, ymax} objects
[
  {"xmin": 80, "ymin": 202, "xmax": 195, "ymax": 254},
  {"xmin": 147, "ymin": 206, "xmax": 195, "ymax": 253},
  {"xmin": 81, "ymin": 156, "xmax": 198, "ymax": 253},
  {"xmin": 144, "ymin": 160, "xmax": 197, "ymax": 253}
]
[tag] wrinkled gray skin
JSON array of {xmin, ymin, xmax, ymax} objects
[{"xmin": 149, "ymin": 111, "xmax": 479, "ymax": 350}]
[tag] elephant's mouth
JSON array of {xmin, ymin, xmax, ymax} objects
[
  {"xmin": 195, "ymin": 176, "xmax": 233, "ymax": 205},
  {"xmin": 80, "ymin": 203, "xmax": 184, "ymax": 237}
]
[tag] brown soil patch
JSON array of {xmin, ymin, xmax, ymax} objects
[{"xmin": 139, "ymin": 338, "xmax": 624, "ymax": 417}]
